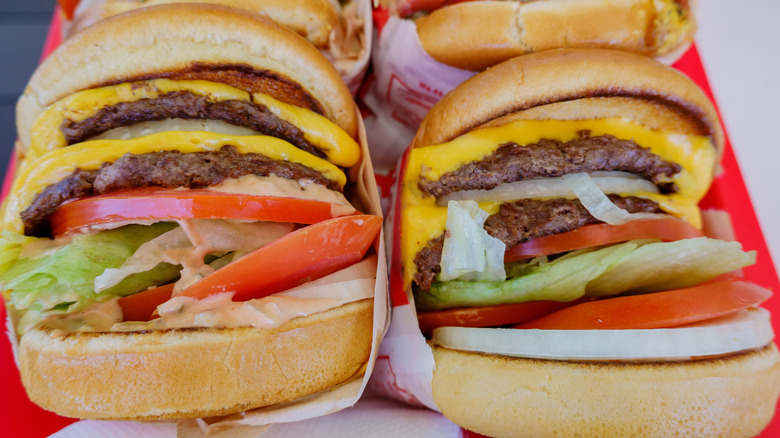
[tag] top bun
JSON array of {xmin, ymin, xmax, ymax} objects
[
  {"xmin": 68, "ymin": 0, "xmax": 342, "ymax": 48},
  {"xmin": 16, "ymin": 3, "xmax": 357, "ymax": 150},
  {"xmin": 411, "ymin": 48, "xmax": 722, "ymax": 158}
]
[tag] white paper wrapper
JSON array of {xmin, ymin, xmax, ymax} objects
[
  {"xmin": 51, "ymin": 390, "xmax": 461, "ymax": 438},
  {"xmin": 362, "ymin": 16, "xmax": 475, "ymax": 173},
  {"xmin": 367, "ymin": 153, "xmax": 441, "ymax": 412}
]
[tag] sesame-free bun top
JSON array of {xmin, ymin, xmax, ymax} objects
[
  {"xmin": 411, "ymin": 48, "xmax": 722, "ymax": 158},
  {"xmin": 69, "ymin": 0, "xmax": 342, "ymax": 48},
  {"xmin": 16, "ymin": 3, "xmax": 357, "ymax": 150}
]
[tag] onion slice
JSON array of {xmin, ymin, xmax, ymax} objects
[
  {"xmin": 437, "ymin": 172, "xmax": 659, "ymax": 206},
  {"xmin": 92, "ymin": 119, "xmax": 259, "ymax": 141},
  {"xmin": 432, "ymin": 307, "xmax": 774, "ymax": 361},
  {"xmin": 563, "ymin": 173, "xmax": 665, "ymax": 225}
]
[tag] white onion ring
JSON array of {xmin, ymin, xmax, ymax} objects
[
  {"xmin": 437, "ymin": 171, "xmax": 659, "ymax": 206},
  {"xmin": 432, "ymin": 308, "xmax": 774, "ymax": 362},
  {"xmin": 91, "ymin": 119, "xmax": 259, "ymax": 141}
]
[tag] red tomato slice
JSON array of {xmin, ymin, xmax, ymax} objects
[
  {"xmin": 50, "ymin": 189, "xmax": 357, "ymax": 237},
  {"xmin": 176, "ymin": 215, "xmax": 382, "ymax": 302},
  {"xmin": 58, "ymin": 0, "xmax": 80, "ymax": 20},
  {"xmin": 117, "ymin": 283, "xmax": 175, "ymax": 322},
  {"xmin": 504, "ymin": 218, "xmax": 702, "ymax": 262},
  {"xmin": 417, "ymin": 299, "xmax": 584, "ymax": 336},
  {"xmin": 515, "ymin": 279, "xmax": 772, "ymax": 330}
]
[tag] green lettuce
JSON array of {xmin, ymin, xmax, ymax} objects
[
  {"xmin": 0, "ymin": 223, "xmax": 179, "ymax": 330},
  {"xmin": 416, "ymin": 237, "xmax": 756, "ymax": 311},
  {"xmin": 585, "ymin": 237, "xmax": 756, "ymax": 296},
  {"xmin": 416, "ymin": 241, "xmax": 637, "ymax": 310}
]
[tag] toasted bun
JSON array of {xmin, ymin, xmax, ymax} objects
[
  {"xmin": 416, "ymin": 0, "xmax": 696, "ymax": 71},
  {"xmin": 69, "ymin": 0, "xmax": 341, "ymax": 48},
  {"xmin": 16, "ymin": 3, "xmax": 357, "ymax": 151},
  {"xmin": 411, "ymin": 48, "xmax": 722, "ymax": 157},
  {"xmin": 19, "ymin": 298, "xmax": 373, "ymax": 420},
  {"xmin": 431, "ymin": 342, "xmax": 780, "ymax": 438}
]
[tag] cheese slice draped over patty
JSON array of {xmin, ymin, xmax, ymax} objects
[{"xmin": 400, "ymin": 118, "xmax": 717, "ymax": 288}]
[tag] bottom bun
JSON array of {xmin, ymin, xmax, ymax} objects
[
  {"xmin": 431, "ymin": 342, "xmax": 780, "ymax": 438},
  {"xmin": 19, "ymin": 298, "xmax": 373, "ymax": 420}
]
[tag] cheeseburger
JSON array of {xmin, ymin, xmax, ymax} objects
[
  {"xmin": 62, "ymin": 0, "xmax": 367, "ymax": 81},
  {"xmin": 1, "ymin": 4, "xmax": 383, "ymax": 421},
  {"xmin": 382, "ymin": 0, "xmax": 696, "ymax": 70},
  {"xmin": 397, "ymin": 49, "xmax": 780, "ymax": 436}
]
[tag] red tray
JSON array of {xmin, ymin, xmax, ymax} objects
[{"xmin": 2, "ymin": 8, "xmax": 778, "ymax": 438}]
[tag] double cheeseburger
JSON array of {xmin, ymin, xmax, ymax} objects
[
  {"xmin": 382, "ymin": 0, "xmax": 696, "ymax": 70},
  {"xmin": 397, "ymin": 49, "xmax": 780, "ymax": 436},
  {"xmin": 1, "ymin": 4, "xmax": 382, "ymax": 420}
]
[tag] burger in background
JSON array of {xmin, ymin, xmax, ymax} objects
[
  {"xmin": 58, "ymin": 0, "xmax": 371, "ymax": 94},
  {"xmin": 395, "ymin": 48, "xmax": 780, "ymax": 437},
  {"xmin": 2, "ymin": 4, "xmax": 384, "ymax": 422},
  {"xmin": 386, "ymin": 0, "xmax": 696, "ymax": 69}
]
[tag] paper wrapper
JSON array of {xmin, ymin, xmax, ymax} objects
[
  {"xmin": 361, "ymin": 13, "xmax": 477, "ymax": 173},
  {"xmin": 61, "ymin": 0, "xmax": 373, "ymax": 97},
  {"xmin": 49, "ymin": 390, "xmax": 462, "ymax": 438},
  {"xmin": 367, "ymin": 149, "xmax": 440, "ymax": 412}
]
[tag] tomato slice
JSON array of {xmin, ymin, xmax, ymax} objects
[
  {"xmin": 515, "ymin": 279, "xmax": 772, "ymax": 330},
  {"xmin": 504, "ymin": 218, "xmax": 703, "ymax": 262},
  {"xmin": 176, "ymin": 215, "xmax": 382, "ymax": 302},
  {"xmin": 50, "ymin": 189, "xmax": 357, "ymax": 237},
  {"xmin": 417, "ymin": 299, "xmax": 584, "ymax": 336},
  {"xmin": 117, "ymin": 283, "xmax": 175, "ymax": 322},
  {"xmin": 57, "ymin": 0, "xmax": 80, "ymax": 20}
]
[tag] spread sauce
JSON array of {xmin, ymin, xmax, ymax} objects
[{"xmin": 42, "ymin": 255, "xmax": 376, "ymax": 334}]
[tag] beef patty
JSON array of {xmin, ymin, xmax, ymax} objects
[
  {"xmin": 418, "ymin": 133, "xmax": 681, "ymax": 198},
  {"xmin": 60, "ymin": 91, "xmax": 325, "ymax": 159},
  {"xmin": 21, "ymin": 146, "xmax": 339, "ymax": 237},
  {"xmin": 413, "ymin": 195, "xmax": 662, "ymax": 291}
]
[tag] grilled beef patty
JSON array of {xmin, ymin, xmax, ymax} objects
[
  {"xmin": 21, "ymin": 146, "xmax": 339, "ymax": 237},
  {"xmin": 418, "ymin": 133, "xmax": 681, "ymax": 198},
  {"xmin": 413, "ymin": 195, "xmax": 662, "ymax": 291},
  {"xmin": 60, "ymin": 91, "xmax": 325, "ymax": 159}
]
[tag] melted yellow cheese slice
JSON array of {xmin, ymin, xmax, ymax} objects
[
  {"xmin": 3, "ymin": 131, "xmax": 346, "ymax": 233},
  {"xmin": 400, "ymin": 118, "xmax": 717, "ymax": 287},
  {"xmin": 28, "ymin": 79, "xmax": 360, "ymax": 167}
]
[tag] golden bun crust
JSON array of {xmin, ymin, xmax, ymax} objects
[
  {"xmin": 19, "ymin": 299, "xmax": 373, "ymax": 420},
  {"xmin": 69, "ymin": 0, "xmax": 341, "ymax": 48},
  {"xmin": 411, "ymin": 48, "xmax": 722, "ymax": 156},
  {"xmin": 416, "ymin": 0, "xmax": 696, "ymax": 71},
  {"xmin": 17, "ymin": 3, "xmax": 357, "ymax": 150},
  {"xmin": 431, "ymin": 342, "xmax": 780, "ymax": 438}
]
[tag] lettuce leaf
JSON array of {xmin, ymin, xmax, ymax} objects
[
  {"xmin": 585, "ymin": 237, "xmax": 756, "ymax": 296},
  {"xmin": 0, "ymin": 223, "xmax": 177, "ymax": 329},
  {"xmin": 416, "ymin": 237, "xmax": 756, "ymax": 311},
  {"xmin": 95, "ymin": 220, "xmax": 292, "ymax": 292},
  {"xmin": 416, "ymin": 241, "xmax": 637, "ymax": 310}
]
